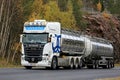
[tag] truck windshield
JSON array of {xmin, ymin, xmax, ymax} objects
[{"xmin": 22, "ymin": 34, "xmax": 48, "ymax": 44}]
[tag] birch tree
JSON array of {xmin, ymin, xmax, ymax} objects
[{"xmin": 0, "ymin": 0, "xmax": 23, "ymax": 63}]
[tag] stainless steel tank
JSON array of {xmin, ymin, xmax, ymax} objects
[
  {"xmin": 89, "ymin": 37, "xmax": 113, "ymax": 57},
  {"xmin": 61, "ymin": 29, "xmax": 85, "ymax": 55}
]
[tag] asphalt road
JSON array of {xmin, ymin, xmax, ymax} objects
[{"xmin": 0, "ymin": 67, "xmax": 120, "ymax": 80}]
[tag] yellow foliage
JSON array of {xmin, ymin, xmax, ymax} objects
[
  {"xmin": 12, "ymin": 42, "xmax": 21, "ymax": 53},
  {"xmin": 28, "ymin": 0, "xmax": 44, "ymax": 21},
  {"xmin": 38, "ymin": 1, "xmax": 76, "ymax": 29},
  {"xmin": 97, "ymin": 1, "xmax": 102, "ymax": 12},
  {"xmin": 102, "ymin": 12, "xmax": 111, "ymax": 19},
  {"xmin": 29, "ymin": 12, "xmax": 40, "ymax": 21},
  {"xmin": 28, "ymin": 0, "xmax": 77, "ymax": 30}
]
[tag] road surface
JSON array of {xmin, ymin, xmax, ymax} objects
[{"xmin": 0, "ymin": 67, "xmax": 120, "ymax": 80}]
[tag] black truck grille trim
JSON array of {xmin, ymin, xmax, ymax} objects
[{"xmin": 24, "ymin": 44, "xmax": 44, "ymax": 63}]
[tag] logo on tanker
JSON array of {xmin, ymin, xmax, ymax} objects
[{"xmin": 52, "ymin": 34, "xmax": 61, "ymax": 53}]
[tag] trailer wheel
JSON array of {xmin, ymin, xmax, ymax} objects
[
  {"xmin": 107, "ymin": 60, "xmax": 112, "ymax": 69},
  {"xmin": 95, "ymin": 63, "xmax": 99, "ymax": 69},
  {"xmin": 95, "ymin": 61, "xmax": 99, "ymax": 69},
  {"xmin": 92, "ymin": 60, "xmax": 96, "ymax": 69},
  {"xmin": 25, "ymin": 66, "xmax": 32, "ymax": 69},
  {"xmin": 102, "ymin": 61, "xmax": 109, "ymax": 69},
  {"xmin": 51, "ymin": 57, "xmax": 58, "ymax": 70},
  {"xmin": 109, "ymin": 61, "xmax": 112, "ymax": 68},
  {"xmin": 111, "ymin": 61, "xmax": 114, "ymax": 68},
  {"xmin": 93, "ymin": 64, "xmax": 95, "ymax": 69}
]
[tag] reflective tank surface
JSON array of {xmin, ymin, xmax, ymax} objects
[
  {"xmin": 90, "ymin": 38, "xmax": 113, "ymax": 57},
  {"xmin": 61, "ymin": 29, "xmax": 85, "ymax": 54}
]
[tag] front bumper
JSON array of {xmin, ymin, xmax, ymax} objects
[{"xmin": 21, "ymin": 56, "xmax": 51, "ymax": 67}]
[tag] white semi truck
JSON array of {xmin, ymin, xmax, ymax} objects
[{"xmin": 20, "ymin": 20, "xmax": 114, "ymax": 69}]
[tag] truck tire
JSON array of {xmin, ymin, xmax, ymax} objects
[
  {"xmin": 51, "ymin": 57, "xmax": 58, "ymax": 70},
  {"xmin": 75, "ymin": 59, "xmax": 79, "ymax": 69},
  {"xmin": 78, "ymin": 60, "xmax": 82, "ymax": 69},
  {"xmin": 93, "ymin": 64, "xmax": 95, "ymax": 69},
  {"xmin": 111, "ymin": 61, "xmax": 114, "ymax": 68},
  {"xmin": 92, "ymin": 60, "xmax": 96, "ymax": 69},
  {"xmin": 25, "ymin": 66, "xmax": 32, "ymax": 69},
  {"xmin": 95, "ymin": 61, "xmax": 99, "ymax": 69},
  {"xmin": 102, "ymin": 61, "xmax": 109, "ymax": 69},
  {"xmin": 70, "ymin": 58, "xmax": 74, "ymax": 69},
  {"xmin": 95, "ymin": 63, "xmax": 99, "ymax": 69}
]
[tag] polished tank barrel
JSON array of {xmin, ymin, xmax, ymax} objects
[
  {"xmin": 85, "ymin": 36, "xmax": 114, "ymax": 57},
  {"xmin": 90, "ymin": 41, "xmax": 113, "ymax": 57},
  {"xmin": 61, "ymin": 34, "xmax": 85, "ymax": 54},
  {"xmin": 60, "ymin": 29, "xmax": 85, "ymax": 54}
]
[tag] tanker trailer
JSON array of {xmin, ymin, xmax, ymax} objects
[
  {"xmin": 20, "ymin": 19, "xmax": 114, "ymax": 69},
  {"xmin": 84, "ymin": 36, "xmax": 114, "ymax": 69}
]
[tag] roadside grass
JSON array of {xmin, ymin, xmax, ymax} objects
[
  {"xmin": 115, "ymin": 63, "xmax": 120, "ymax": 67},
  {"xmin": 0, "ymin": 58, "xmax": 21, "ymax": 68}
]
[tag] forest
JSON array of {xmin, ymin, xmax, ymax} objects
[{"xmin": 0, "ymin": 0, "xmax": 120, "ymax": 65}]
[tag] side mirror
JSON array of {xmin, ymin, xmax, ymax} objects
[
  {"xmin": 48, "ymin": 34, "xmax": 52, "ymax": 42},
  {"xmin": 20, "ymin": 35, "xmax": 22, "ymax": 43}
]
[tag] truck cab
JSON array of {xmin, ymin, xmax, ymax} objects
[{"xmin": 20, "ymin": 20, "xmax": 61, "ymax": 69}]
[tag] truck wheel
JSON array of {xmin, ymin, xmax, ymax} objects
[
  {"xmin": 102, "ymin": 62, "xmax": 109, "ymax": 69},
  {"xmin": 78, "ymin": 60, "xmax": 82, "ymax": 69},
  {"xmin": 25, "ymin": 66, "xmax": 32, "ymax": 69},
  {"xmin": 95, "ymin": 64, "xmax": 99, "ymax": 69},
  {"xmin": 51, "ymin": 57, "xmax": 58, "ymax": 70},
  {"xmin": 112, "ymin": 62, "xmax": 114, "ymax": 68},
  {"xmin": 70, "ymin": 59, "xmax": 74, "ymax": 69},
  {"xmin": 107, "ymin": 61, "xmax": 111, "ymax": 69},
  {"xmin": 95, "ymin": 61, "xmax": 99, "ymax": 69},
  {"xmin": 75, "ymin": 59, "xmax": 79, "ymax": 69},
  {"xmin": 93, "ymin": 64, "xmax": 95, "ymax": 69},
  {"xmin": 109, "ymin": 61, "xmax": 112, "ymax": 68}
]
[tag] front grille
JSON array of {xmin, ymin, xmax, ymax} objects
[
  {"xmin": 25, "ymin": 47, "xmax": 43, "ymax": 56},
  {"xmin": 24, "ymin": 44, "xmax": 44, "ymax": 63}
]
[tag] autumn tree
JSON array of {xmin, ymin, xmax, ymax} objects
[
  {"xmin": 71, "ymin": 0, "xmax": 83, "ymax": 27},
  {"xmin": 57, "ymin": 0, "xmax": 68, "ymax": 11},
  {"xmin": 107, "ymin": 0, "xmax": 120, "ymax": 15},
  {"xmin": 28, "ymin": 0, "xmax": 45, "ymax": 21},
  {"xmin": 22, "ymin": 0, "xmax": 34, "ymax": 21},
  {"xmin": 0, "ymin": 0, "xmax": 23, "ymax": 63}
]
